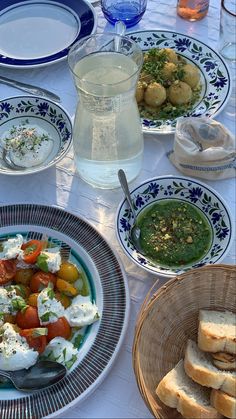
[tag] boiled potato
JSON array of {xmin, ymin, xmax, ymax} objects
[
  {"xmin": 182, "ymin": 63, "xmax": 200, "ymax": 88},
  {"xmin": 160, "ymin": 48, "xmax": 178, "ymax": 64},
  {"xmin": 136, "ymin": 81, "xmax": 145, "ymax": 103},
  {"xmin": 161, "ymin": 62, "xmax": 177, "ymax": 81},
  {"xmin": 140, "ymin": 71, "xmax": 154, "ymax": 84},
  {"xmin": 144, "ymin": 82, "xmax": 166, "ymax": 107},
  {"xmin": 168, "ymin": 81, "xmax": 192, "ymax": 105}
]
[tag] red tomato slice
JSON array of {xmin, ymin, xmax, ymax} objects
[
  {"xmin": 20, "ymin": 329, "xmax": 47, "ymax": 354},
  {"xmin": 21, "ymin": 240, "xmax": 43, "ymax": 264},
  {"xmin": 16, "ymin": 306, "xmax": 40, "ymax": 329},
  {"xmin": 47, "ymin": 317, "xmax": 71, "ymax": 342},
  {"xmin": 30, "ymin": 271, "xmax": 57, "ymax": 293},
  {"xmin": 0, "ymin": 259, "xmax": 16, "ymax": 284}
]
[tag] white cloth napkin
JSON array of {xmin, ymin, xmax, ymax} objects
[{"xmin": 168, "ymin": 117, "xmax": 236, "ymax": 180}]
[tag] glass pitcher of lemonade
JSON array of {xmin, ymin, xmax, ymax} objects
[{"xmin": 68, "ymin": 33, "xmax": 143, "ymax": 189}]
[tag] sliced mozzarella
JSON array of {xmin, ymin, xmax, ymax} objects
[
  {"xmin": 0, "ymin": 234, "xmax": 24, "ymax": 260},
  {"xmin": 37, "ymin": 287, "xmax": 65, "ymax": 325},
  {"xmin": 0, "ymin": 288, "xmax": 17, "ymax": 315},
  {"xmin": 0, "ymin": 323, "xmax": 38, "ymax": 371},
  {"xmin": 65, "ymin": 295, "xmax": 99, "ymax": 327},
  {"xmin": 43, "ymin": 337, "xmax": 78, "ymax": 369},
  {"xmin": 40, "ymin": 248, "xmax": 61, "ymax": 273}
]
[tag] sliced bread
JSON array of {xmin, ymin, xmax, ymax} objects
[
  {"xmin": 212, "ymin": 352, "xmax": 236, "ymax": 371},
  {"xmin": 198, "ymin": 310, "xmax": 236, "ymax": 354},
  {"xmin": 156, "ymin": 359, "xmax": 223, "ymax": 418},
  {"xmin": 210, "ymin": 389, "xmax": 236, "ymax": 418},
  {"xmin": 184, "ymin": 339, "xmax": 236, "ymax": 397}
]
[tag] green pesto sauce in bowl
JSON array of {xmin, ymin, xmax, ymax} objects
[{"xmin": 137, "ymin": 200, "xmax": 212, "ymax": 267}]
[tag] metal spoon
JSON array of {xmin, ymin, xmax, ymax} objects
[
  {"xmin": 118, "ymin": 169, "xmax": 145, "ymax": 255},
  {"xmin": 0, "ymin": 360, "xmax": 66, "ymax": 392},
  {"xmin": 1, "ymin": 147, "xmax": 25, "ymax": 170}
]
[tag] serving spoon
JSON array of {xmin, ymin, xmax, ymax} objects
[
  {"xmin": 0, "ymin": 360, "xmax": 66, "ymax": 392},
  {"xmin": 118, "ymin": 169, "xmax": 145, "ymax": 255}
]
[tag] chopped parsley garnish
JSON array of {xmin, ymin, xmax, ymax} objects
[
  {"xmin": 2, "ymin": 120, "xmax": 50, "ymax": 160},
  {"xmin": 137, "ymin": 47, "xmax": 201, "ymax": 121}
]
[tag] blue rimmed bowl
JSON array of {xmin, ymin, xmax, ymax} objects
[
  {"xmin": 0, "ymin": 95, "xmax": 72, "ymax": 175},
  {"xmin": 116, "ymin": 176, "xmax": 234, "ymax": 278},
  {"xmin": 128, "ymin": 30, "xmax": 231, "ymax": 134}
]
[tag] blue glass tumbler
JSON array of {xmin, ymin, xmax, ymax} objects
[{"xmin": 101, "ymin": 0, "xmax": 147, "ymax": 28}]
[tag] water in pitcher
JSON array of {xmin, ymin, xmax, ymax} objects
[{"xmin": 72, "ymin": 52, "xmax": 143, "ymax": 189}]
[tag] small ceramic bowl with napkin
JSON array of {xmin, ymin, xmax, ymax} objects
[{"xmin": 168, "ymin": 117, "xmax": 236, "ymax": 180}]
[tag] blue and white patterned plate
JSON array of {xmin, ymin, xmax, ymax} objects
[
  {"xmin": 128, "ymin": 30, "xmax": 231, "ymax": 134},
  {"xmin": 0, "ymin": 204, "xmax": 129, "ymax": 418},
  {"xmin": 116, "ymin": 176, "xmax": 233, "ymax": 278},
  {"xmin": 0, "ymin": 95, "xmax": 72, "ymax": 175},
  {"xmin": 0, "ymin": 0, "xmax": 97, "ymax": 68}
]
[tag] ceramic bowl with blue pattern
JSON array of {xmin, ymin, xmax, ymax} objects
[
  {"xmin": 129, "ymin": 30, "xmax": 231, "ymax": 134},
  {"xmin": 116, "ymin": 176, "xmax": 233, "ymax": 278},
  {"xmin": 0, "ymin": 96, "xmax": 72, "ymax": 175}
]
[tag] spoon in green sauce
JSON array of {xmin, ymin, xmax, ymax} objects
[{"xmin": 118, "ymin": 169, "xmax": 145, "ymax": 255}]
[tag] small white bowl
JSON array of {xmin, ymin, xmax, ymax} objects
[
  {"xmin": 0, "ymin": 95, "xmax": 72, "ymax": 175},
  {"xmin": 116, "ymin": 175, "xmax": 234, "ymax": 278}
]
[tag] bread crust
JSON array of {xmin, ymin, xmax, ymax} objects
[
  {"xmin": 212, "ymin": 353, "xmax": 236, "ymax": 371},
  {"xmin": 212, "ymin": 358, "xmax": 236, "ymax": 371},
  {"xmin": 156, "ymin": 361, "xmax": 223, "ymax": 419},
  {"xmin": 210, "ymin": 389, "xmax": 236, "ymax": 418},
  {"xmin": 184, "ymin": 340, "xmax": 236, "ymax": 397},
  {"xmin": 198, "ymin": 310, "xmax": 236, "ymax": 355},
  {"xmin": 179, "ymin": 392, "xmax": 222, "ymax": 419}
]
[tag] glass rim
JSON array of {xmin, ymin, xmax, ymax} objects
[
  {"xmin": 221, "ymin": 0, "xmax": 236, "ymax": 17},
  {"xmin": 68, "ymin": 32, "xmax": 143, "ymax": 88}
]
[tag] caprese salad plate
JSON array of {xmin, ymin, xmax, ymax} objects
[
  {"xmin": 0, "ymin": 0, "xmax": 97, "ymax": 68},
  {"xmin": 0, "ymin": 204, "xmax": 129, "ymax": 418}
]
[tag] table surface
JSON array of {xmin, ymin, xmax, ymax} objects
[{"xmin": 0, "ymin": 0, "xmax": 235, "ymax": 418}]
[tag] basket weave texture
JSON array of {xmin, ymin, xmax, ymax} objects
[{"xmin": 132, "ymin": 264, "xmax": 236, "ymax": 419}]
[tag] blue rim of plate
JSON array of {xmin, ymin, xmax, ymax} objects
[
  {"xmin": 0, "ymin": 0, "xmax": 97, "ymax": 67},
  {"xmin": 0, "ymin": 95, "xmax": 73, "ymax": 175},
  {"xmin": 116, "ymin": 175, "xmax": 234, "ymax": 277},
  {"xmin": 128, "ymin": 30, "xmax": 232, "ymax": 134},
  {"xmin": 0, "ymin": 204, "xmax": 129, "ymax": 418}
]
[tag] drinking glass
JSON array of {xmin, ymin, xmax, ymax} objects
[
  {"xmin": 177, "ymin": 0, "xmax": 209, "ymax": 21},
  {"xmin": 218, "ymin": 0, "xmax": 236, "ymax": 61},
  {"xmin": 68, "ymin": 33, "xmax": 144, "ymax": 189},
  {"xmin": 101, "ymin": 0, "xmax": 147, "ymax": 28}
]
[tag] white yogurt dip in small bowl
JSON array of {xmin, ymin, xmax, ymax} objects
[{"xmin": 0, "ymin": 95, "xmax": 72, "ymax": 175}]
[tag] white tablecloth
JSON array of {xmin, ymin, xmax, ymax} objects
[{"xmin": 0, "ymin": 1, "xmax": 235, "ymax": 418}]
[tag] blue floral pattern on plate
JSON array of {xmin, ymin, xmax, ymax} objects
[
  {"xmin": 0, "ymin": 95, "xmax": 72, "ymax": 175},
  {"xmin": 116, "ymin": 176, "xmax": 233, "ymax": 278},
  {"xmin": 128, "ymin": 30, "xmax": 231, "ymax": 134}
]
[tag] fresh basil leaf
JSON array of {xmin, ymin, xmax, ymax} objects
[
  {"xmin": 47, "ymin": 288, "xmax": 55, "ymax": 300},
  {"xmin": 40, "ymin": 311, "xmax": 57, "ymax": 322},
  {"xmin": 32, "ymin": 327, "xmax": 48, "ymax": 337},
  {"xmin": 73, "ymin": 334, "xmax": 83, "ymax": 349},
  {"xmin": 65, "ymin": 354, "xmax": 77, "ymax": 370},
  {"xmin": 11, "ymin": 297, "xmax": 27, "ymax": 312},
  {"xmin": 36, "ymin": 253, "xmax": 49, "ymax": 272}
]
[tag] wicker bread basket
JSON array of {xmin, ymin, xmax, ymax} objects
[{"xmin": 132, "ymin": 264, "xmax": 236, "ymax": 419}]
